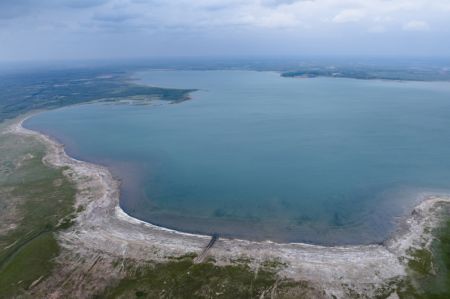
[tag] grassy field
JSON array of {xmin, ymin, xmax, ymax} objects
[
  {"xmin": 0, "ymin": 126, "xmax": 76, "ymax": 298},
  {"xmin": 397, "ymin": 205, "xmax": 450, "ymax": 299},
  {"xmin": 100, "ymin": 255, "xmax": 316, "ymax": 299}
]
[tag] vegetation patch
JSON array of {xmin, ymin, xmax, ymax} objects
[
  {"xmin": 397, "ymin": 214, "xmax": 450, "ymax": 299},
  {"xmin": 407, "ymin": 248, "xmax": 433, "ymax": 276},
  {"xmin": 100, "ymin": 255, "xmax": 316, "ymax": 299},
  {"xmin": 0, "ymin": 131, "xmax": 76, "ymax": 298},
  {"xmin": 0, "ymin": 232, "xmax": 59, "ymax": 297}
]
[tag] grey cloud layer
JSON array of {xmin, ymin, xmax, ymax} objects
[
  {"xmin": 1, "ymin": 0, "xmax": 448, "ymax": 30},
  {"xmin": 0, "ymin": 0, "xmax": 449, "ymax": 60}
]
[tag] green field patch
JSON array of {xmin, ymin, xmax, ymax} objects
[
  {"xmin": 0, "ymin": 132, "xmax": 76, "ymax": 298},
  {"xmin": 0, "ymin": 232, "xmax": 59, "ymax": 297},
  {"xmin": 101, "ymin": 255, "xmax": 304, "ymax": 299}
]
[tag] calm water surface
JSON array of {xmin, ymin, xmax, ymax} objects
[{"xmin": 25, "ymin": 70, "xmax": 450, "ymax": 244}]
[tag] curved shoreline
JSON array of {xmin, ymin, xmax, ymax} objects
[{"xmin": 7, "ymin": 113, "xmax": 450, "ymax": 297}]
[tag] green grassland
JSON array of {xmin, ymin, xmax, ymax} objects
[
  {"xmin": 100, "ymin": 255, "xmax": 317, "ymax": 299},
  {"xmin": 398, "ymin": 210, "xmax": 450, "ymax": 299},
  {"xmin": 0, "ymin": 128, "xmax": 76, "ymax": 298}
]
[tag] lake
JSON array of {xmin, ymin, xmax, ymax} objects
[{"xmin": 25, "ymin": 70, "xmax": 450, "ymax": 244}]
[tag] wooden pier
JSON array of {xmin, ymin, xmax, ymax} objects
[{"xmin": 194, "ymin": 233, "xmax": 219, "ymax": 263}]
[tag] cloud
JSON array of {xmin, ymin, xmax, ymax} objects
[
  {"xmin": 0, "ymin": 0, "xmax": 32, "ymax": 19},
  {"xmin": 402, "ymin": 20, "xmax": 430, "ymax": 31},
  {"xmin": 368, "ymin": 25, "xmax": 386, "ymax": 33},
  {"xmin": 93, "ymin": 11, "xmax": 137, "ymax": 23},
  {"xmin": 261, "ymin": 0, "xmax": 305, "ymax": 7},
  {"xmin": 332, "ymin": 9, "xmax": 366, "ymax": 23},
  {"xmin": 63, "ymin": 0, "xmax": 109, "ymax": 9},
  {"xmin": 240, "ymin": 10, "xmax": 300, "ymax": 28},
  {"xmin": 0, "ymin": 0, "xmax": 444, "ymax": 31},
  {"xmin": 0, "ymin": 0, "xmax": 108, "ymax": 19},
  {"xmin": 0, "ymin": 0, "xmax": 450, "ymax": 61}
]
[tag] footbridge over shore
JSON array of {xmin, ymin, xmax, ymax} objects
[{"xmin": 194, "ymin": 233, "xmax": 219, "ymax": 263}]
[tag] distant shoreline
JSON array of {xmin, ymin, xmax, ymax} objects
[{"xmin": 278, "ymin": 64, "xmax": 450, "ymax": 82}]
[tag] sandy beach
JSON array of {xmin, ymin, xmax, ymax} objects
[{"xmin": 6, "ymin": 115, "xmax": 450, "ymax": 298}]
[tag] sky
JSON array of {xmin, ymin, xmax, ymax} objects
[{"xmin": 1, "ymin": 0, "xmax": 450, "ymax": 62}]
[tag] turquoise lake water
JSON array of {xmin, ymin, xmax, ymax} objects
[{"xmin": 25, "ymin": 70, "xmax": 450, "ymax": 244}]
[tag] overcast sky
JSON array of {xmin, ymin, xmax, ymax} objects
[{"xmin": 1, "ymin": 0, "xmax": 450, "ymax": 61}]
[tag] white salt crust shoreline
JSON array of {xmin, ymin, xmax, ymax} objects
[{"xmin": 7, "ymin": 115, "xmax": 450, "ymax": 297}]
